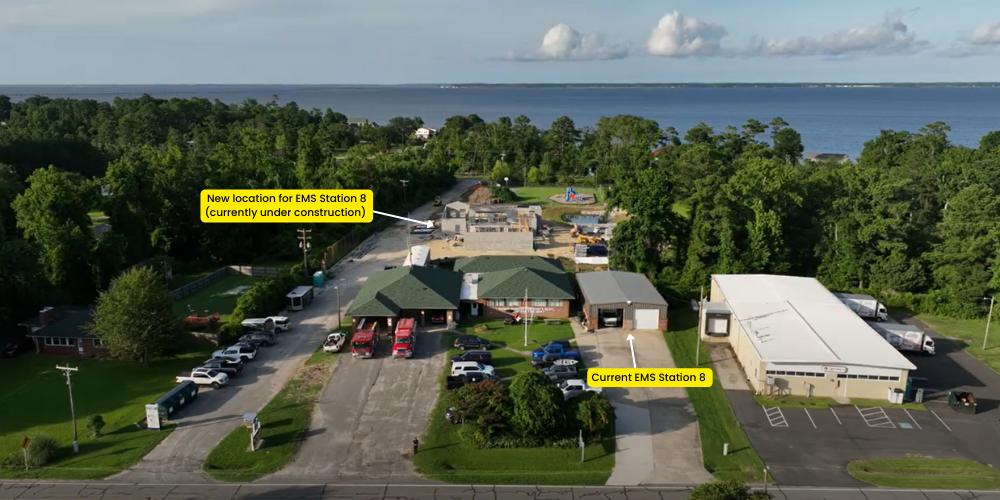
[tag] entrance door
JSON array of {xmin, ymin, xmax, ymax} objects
[
  {"xmin": 471, "ymin": 303, "xmax": 479, "ymax": 317},
  {"xmin": 634, "ymin": 309, "xmax": 659, "ymax": 329}
]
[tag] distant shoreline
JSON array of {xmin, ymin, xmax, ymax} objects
[{"xmin": 3, "ymin": 82, "xmax": 1000, "ymax": 91}]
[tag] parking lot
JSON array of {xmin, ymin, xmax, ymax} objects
[{"xmin": 729, "ymin": 390, "xmax": 1000, "ymax": 487}]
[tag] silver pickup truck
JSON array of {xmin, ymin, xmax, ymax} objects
[{"xmin": 176, "ymin": 368, "xmax": 229, "ymax": 389}]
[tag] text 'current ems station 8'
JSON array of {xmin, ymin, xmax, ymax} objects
[
  {"xmin": 200, "ymin": 189, "xmax": 373, "ymax": 223},
  {"xmin": 587, "ymin": 368, "xmax": 713, "ymax": 388}
]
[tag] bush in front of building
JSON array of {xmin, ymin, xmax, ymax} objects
[{"xmin": 86, "ymin": 414, "xmax": 106, "ymax": 437}]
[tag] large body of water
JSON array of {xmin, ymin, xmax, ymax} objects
[{"xmin": 3, "ymin": 85, "xmax": 1000, "ymax": 158}]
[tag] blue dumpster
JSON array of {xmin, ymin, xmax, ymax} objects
[{"xmin": 313, "ymin": 271, "xmax": 324, "ymax": 288}]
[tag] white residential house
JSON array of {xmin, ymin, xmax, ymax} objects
[{"xmin": 415, "ymin": 127, "xmax": 437, "ymax": 140}]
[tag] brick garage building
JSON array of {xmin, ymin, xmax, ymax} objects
[
  {"xmin": 455, "ymin": 256, "xmax": 574, "ymax": 319},
  {"xmin": 19, "ymin": 306, "xmax": 106, "ymax": 357},
  {"xmin": 577, "ymin": 271, "xmax": 669, "ymax": 331}
]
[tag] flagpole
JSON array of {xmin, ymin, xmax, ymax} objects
[{"xmin": 524, "ymin": 287, "xmax": 529, "ymax": 347}]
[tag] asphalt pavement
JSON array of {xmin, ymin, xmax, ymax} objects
[{"xmin": 3, "ymin": 482, "xmax": 1000, "ymax": 500}]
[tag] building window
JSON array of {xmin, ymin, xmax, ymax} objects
[
  {"xmin": 487, "ymin": 299, "xmax": 505, "ymax": 307},
  {"xmin": 890, "ymin": 377, "xmax": 900, "ymax": 381},
  {"xmin": 44, "ymin": 337, "xmax": 76, "ymax": 347},
  {"xmin": 837, "ymin": 374, "xmax": 847, "ymax": 379},
  {"xmin": 547, "ymin": 299, "xmax": 564, "ymax": 307},
  {"xmin": 531, "ymin": 299, "xmax": 548, "ymax": 307},
  {"xmin": 506, "ymin": 299, "xmax": 522, "ymax": 307},
  {"xmin": 93, "ymin": 338, "xmax": 104, "ymax": 348}
]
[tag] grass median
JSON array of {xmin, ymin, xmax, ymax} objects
[
  {"xmin": 202, "ymin": 320, "xmax": 349, "ymax": 482},
  {"xmin": 664, "ymin": 310, "xmax": 767, "ymax": 483},
  {"xmin": 0, "ymin": 346, "xmax": 213, "ymax": 479},
  {"xmin": 848, "ymin": 457, "xmax": 1000, "ymax": 489},
  {"xmin": 413, "ymin": 329, "xmax": 614, "ymax": 485}
]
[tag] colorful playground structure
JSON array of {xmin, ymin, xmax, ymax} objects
[{"xmin": 565, "ymin": 187, "xmax": 581, "ymax": 202}]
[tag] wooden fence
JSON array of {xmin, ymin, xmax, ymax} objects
[{"xmin": 169, "ymin": 265, "xmax": 287, "ymax": 300}]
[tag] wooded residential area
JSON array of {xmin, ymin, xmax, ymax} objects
[{"xmin": 0, "ymin": 93, "xmax": 997, "ymax": 329}]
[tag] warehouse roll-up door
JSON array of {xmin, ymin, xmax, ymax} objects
[
  {"xmin": 635, "ymin": 309, "xmax": 659, "ymax": 329},
  {"xmin": 709, "ymin": 317, "xmax": 729, "ymax": 335}
]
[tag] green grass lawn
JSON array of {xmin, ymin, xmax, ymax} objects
[
  {"xmin": 513, "ymin": 186, "xmax": 603, "ymax": 206},
  {"xmin": 169, "ymin": 269, "xmax": 220, "ymax": 289},
  {"xmin": 915, "ymin": 314, "xmax": 1000, "ymax": 374},
  {"xmin": 0, "ymin": 347, "xmax": 214, "ymax": 479},
  {"xmin": 412, "ymin": 331, "xmax": 614, "ymax": 485},
  {"xmin": 203, "ymin": 318, "xmax": 349, "ymax": 482},
  {"xmin": 754, "ymin": 395, "xmax": 926, "ymax": 411},
  {"xmin": 203, "ymin": 351, "xmax": 339, "ymax": 482},
  {"xmin": 459, "ymin": 319, "xmax": 574, "ymax": 352},
  {"xmin": 665, "ymin": 310, "xmax": 767, "ymax": 483},
  {"xmin": 848, "ymin": 457, "xmax": 1000, "ymax": 489},
  {"xmin": 173, "ymin": 274, "xmax": 257, "ymax": 322}
]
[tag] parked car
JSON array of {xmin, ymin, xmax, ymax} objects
[
  {"xmin": 268, "ymin": 316, "xmax": 291, "ymax": 332},
  {"xmin": 542, "ymin": 359, "xmax": 579, "ymax": 381},
  {"xmin": 531, "ymin": 343, "xmax": 580, "ymax": 366},
  {"xmin": 539, "ymin": 339, "xmax": 572, "ymax": 351},
  {"xmin": 450, "ymin": 350, "xmax": 493, "ymax": 365},
  {"xmin": 208, "ymin": 354, "xmax": 243, "ymax": 366},
  {"xmin": 451, "ymin": 361, "xmax": 497, "ymax": 378},
  {"xmin": 430, "ymin": 312, "xmax": 447, "ymax": 324},
  {"xmin": 454, "ymin": 335, "xmax": 491, "ymax": 351},
  {"xmin": 559, "ymin": 379, "xmax": 602, "ymax": 400},
  {"xmin": 445, "ymin": 372, "xmax": 494, "ymax": 390},
  {"xmin": 239, "ymin": 332, "xmax": 277, "ymax": 347},
  {"xmin": 323, "ymin": 332, "xmax": 347, "ymax": 353},
  {"xmin": 176, "ymin": 368, "xmax": 230, "ymax": 389},
  {"xmin": 200, "ymin": 360, "xmax": 243, "ymax": 377},
  {"xmin": 2, "ymin": 337, "xmax": 34, "ymax": 358},
  {"xmin": 213, "ymin": 343, "xmax": 258, "ymax": 362}
]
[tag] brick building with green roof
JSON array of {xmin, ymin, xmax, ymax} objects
[
  {"xmin": 346, "ymin": 266, "xmax": 462, "ymax": 332},
  {"xmin": 456, "ymin": 256, "xmax": 575, "ymax": 319}
]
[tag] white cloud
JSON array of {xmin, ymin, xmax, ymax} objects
[
  {"xmin": 745, "ymin": 11, "xmax": 928, "ymax": 57},
  {"xmin": 969, "ymin": 23, "xmax": 1000, "ymax": 46},
  {"xmin": 500, "ymin": 24, "xmax": 629, "ymax": 62},
  {"xmin": 646, "ymin": 11, "xmax": 728, "ymax": 58}
]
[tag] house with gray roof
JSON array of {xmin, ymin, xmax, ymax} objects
[
  {"xmin": 346, "ymin": 266, "xmax": 462, "ymax": 332},
  {"xmin": 576, "ymin": 271, "xmax": 669, "ymax": 331}
]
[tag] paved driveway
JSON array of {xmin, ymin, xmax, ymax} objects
[
  {"xmin": 266, "ymin": 180, "xmax": 478, "ymax": 483},
  {"xmin": 574, "ymin": 326, "xmax": 711, "ymax": 486},
  {"xmin": 114, "ymin": 180, "xmax": 478, "ymax": 484}
]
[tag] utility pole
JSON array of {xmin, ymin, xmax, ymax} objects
[
  {"xmin": 332, "ymin": 279, "xmax": 346, "ymax": 329},
  {"xmin": 985, "ymin": 296, "xmax": 995, "ymax": 351},
  {"xmin": 56, "ymin": 365, "xmax": 80, "ymax": 453},
  {"xmin": 523, "ymin": 287, "xmax": 529, "ymax": 347},
  {"xmin": 696, "ymin": 285, "xmax": 705, "ymax": 367},
  {"xmin": 399, "ymin": 179, "xmax": 409, "ymax": 211},
  {"xmin": 297, "ymin": 229, "xmax": 312, "ymax": 277}
]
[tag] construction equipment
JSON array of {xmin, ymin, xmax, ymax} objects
[
  {"xmin": 184, "ymin": 312, "xmax": 221, "ymax": 330},
  {"xmin": 577, "ymin": 234, "xmax": 602, "ymax": 245}
]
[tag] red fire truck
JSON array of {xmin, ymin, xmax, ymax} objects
[
  {"xmin": 352, "ymin": 319, "xmax": 380, "ymax": 358},
  {"xmin": 392, "ymin": 318, "xmax": 417, "ymax": 359}
]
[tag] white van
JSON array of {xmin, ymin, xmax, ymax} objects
[
  {"xmin": 451, "ymin": 361, "xmax": 496, "ymax": 378},
  {"xmin": 286, "ymin": 286, "xmax": 314, "ymax": 311},
  {"xmin": 267, "ymin": 316, "xmax": 291, "ymax": 332},
  {"xmin": 241, "ymin": 318, "xmax": 275, "ymax": 333}
]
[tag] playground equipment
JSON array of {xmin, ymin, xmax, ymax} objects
[
  {"xmin": 565, "ymin": 187, "xmax": 580, "ymax": 202},
  {"xmin": 184, "ymin": 312, "xmax": 221, "ymax": 330}
]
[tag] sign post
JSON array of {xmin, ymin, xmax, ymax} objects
[
  {"xmin": 145, "ymin": 404, "xmax": 162, "ymax": 430},
  {"xmin": 578, "ymin": 429, "xmax": 585, "ymax": 463},
  {"xmin": 20, "ymin": 437, "xmax": 30, "ymax": 470}
]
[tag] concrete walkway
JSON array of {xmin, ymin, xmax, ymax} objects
[{"xmin": 573, "ymin": 322, "xmax": 712, "ymax": 486}]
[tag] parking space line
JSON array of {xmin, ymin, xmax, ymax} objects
[
  {"xmin": 763, "ymin": 406, "xmax": 788, "ymax": 427},
  {"xmin": 931, "ymin": 410, "xmax": 953, "ymax": 432},
  {"xmin": 830, "ymin": 407, "xmax": 842, "ymax": 425},
  {"xmin": 855, "ymin": 405, "xmax": 896, "ymax": 428},
  {"xmin": 903, "ymin": 409, "xmax": 922, "ymax": 430},
  {"xmin": 803, "ymin": 409, "xmax": 817, "ymax": 428}
]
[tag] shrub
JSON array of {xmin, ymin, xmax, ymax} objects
[
  {"xmin": 86, "ymin": 414, "xmax": 106, "ymax": 437},
  {"xmin": 572, "ymin": 393, "xmax": 616, "ymax": 440},
  {"xmin": 25, "ymin": 435, "xmax": 59, "ymax": 468},
  {"xmin": 508, "ymin": 371, "xmax": 565, "ymax": 441}
]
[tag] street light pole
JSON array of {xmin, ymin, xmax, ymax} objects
[
  {"xmin": 696, "ymin": 285, "xmax": 705, "ymax": 367},
  {"xmin": 984, "ymin": 296, "xmax": 995, "ymax": 351},
  {"xmin": 399, "ymin": 179, "xmax": 409, "ymax": 212},
  {"xmin": 56, "ymin": 365, "xmax": 80, "ymax": 453},
  {"xmin": 333, "ymin": 278, "xmax": 346, "ymax": 330}
]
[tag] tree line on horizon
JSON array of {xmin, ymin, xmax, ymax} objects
[{"xmin": 0, "ymin": 93, "xmax": 997, "ymax": 330}]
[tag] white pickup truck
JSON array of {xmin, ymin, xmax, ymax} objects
[
  {"xmin": 176, "ymin": 368, "xmax": 230, "ymax": 389},
  {"xmin": 323, "ymin": 333, "xmax": 347, "ymax": 353},
  {"xmin": 559, "ymin": 379, "xmax": 603, "ymax": 400}
]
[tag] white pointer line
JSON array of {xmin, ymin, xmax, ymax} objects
[
  {"xmin": 626, "ymin": 333, "xmax": 637, "ymax": 368},
  {"xmin": 373, "ymin": 210, "xmax": 433, "ymax": 227}
]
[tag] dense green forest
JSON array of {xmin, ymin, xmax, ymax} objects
[{"xmin": 0, "ymin": 93, "xmax": 997, "ymax": 329}]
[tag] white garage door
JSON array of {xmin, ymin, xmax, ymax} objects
[{"xmin": 634, "ymin": 309, "xmax": 659, "ymax": 330}]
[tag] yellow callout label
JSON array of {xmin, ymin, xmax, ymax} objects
[
  {"xmin": 587, "ymin": 368, "xmax": 713, "ymax": 388},
  {"xmin": 200, "ymin": 190, "xmax": 374, "ymax": 223}
]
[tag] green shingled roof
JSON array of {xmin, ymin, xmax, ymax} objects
[
  {"xmin": 476, "ymin": 268, "xmax": 575, "ymax": 300},
  {"xmin": 454, "ymin": 256, "xmax": 565, "ymax": 274},
  {"xmin": 347, "ymin": 266, "xmax": 462, "ymax": 317}
]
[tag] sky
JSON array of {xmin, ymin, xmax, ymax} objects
[{"xmin": 3, "ymin": 0, "xmax": 1000, "ymax": 84}]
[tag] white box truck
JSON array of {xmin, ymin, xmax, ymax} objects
[
  {"xmin": 834, "ymin": 293, "xmax": 889, "ymax": 321},
  {"xmin": 870, "ymin": 322, "xmax": 936, "ymax": 355}
]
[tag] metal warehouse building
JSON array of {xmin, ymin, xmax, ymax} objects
[
  {"xmin": 702, "ymin": 274, "xmax": 916, "ymax": 401},
  {"xmin": 577, "ymin": 271, "xmax": 669, "ymax": 331}
]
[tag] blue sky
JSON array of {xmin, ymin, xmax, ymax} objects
[{"xmin": 3, "ymin": 0, "xmax": 1000, "ymax": 84}]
